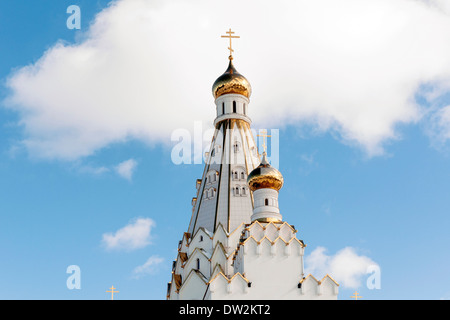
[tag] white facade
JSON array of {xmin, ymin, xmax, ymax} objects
[
  {"xmin": 168, "ymin": 221, "xmax": 338, "ymax": 300},
  {"xmin": 167, "ymin": 58, "xmax": 339, "ymax": 300}
]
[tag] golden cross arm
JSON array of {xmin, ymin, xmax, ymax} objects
[
  {"xmin": 106, "ymin": 285, "xmax": 119, "ymax": 300},
  {"xmin": 350, "ymin": 291, "xmax": 362, "ymax": 300},
  {"xmin": 257, "ymin": 129, "xmax": 272, "ymax": 154},
  {"xmin": 221, "ymin": 28, "xmax": 240, "ymax": 58}
]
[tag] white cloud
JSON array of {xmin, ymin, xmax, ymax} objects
[
  {"xmin": 305, "ymin": 246, "xmax": 378, "ymax": 289},
  {"xmin": 78, "ymin": 164, "xmax": 110, "ymax": 175},
  {"xmin": 101, "ymin": 217, "xmax": 155, "ymax": 251},
  {"xmin": 5, "ymin": 0, "xmax": 450, "ymax": 160},
  {"xmin": 132, "ymin": 255, "xmax": 164, "ymax": 279},
  {"xmin": 115, "ymin": 158, "xmax": 137, "ymax": 181},
  {"xmin": 425, "ymin": 105, "xmax": 450, "ymax": 147},
  {"xmin": 75, "ymin": 158, "xmax": 138, "ymax": 179}
]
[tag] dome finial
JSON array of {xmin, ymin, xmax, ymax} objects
[
  {"xmin": 212, "ymin": 29, "xmax": 251, "ymax": 99},
  {"xmin": 257, "ymin": 130, "xmax": 271, "ymax": 156},
  {"xmin": 221, "ymin": 28, "xmax": 240, "ymax": 60}
]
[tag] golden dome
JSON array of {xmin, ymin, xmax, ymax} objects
[
  {"xmin": 247, "ymin": 153, "xmax": 284, "ymax": 192},
  {"xmin": 212, "ymin": 58, "xmax": 252, "ymax": 99}
]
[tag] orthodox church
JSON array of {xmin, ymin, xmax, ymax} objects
[{"xmin": 166, "ymin": 31, "xmax": 339, "ymax": 300}]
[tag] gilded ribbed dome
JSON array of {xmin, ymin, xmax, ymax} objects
[
  {"xmin": 212, "ymin": 59, "xmax": 252, "ymax": 99},
  {"xmin": 247, "ymin": 153, "xmax": 284, "ymax": 192}
]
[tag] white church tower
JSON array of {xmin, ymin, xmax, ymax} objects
[{"xmin": 166, "ymin": 30, "xmax": 339, "ymax": 300}]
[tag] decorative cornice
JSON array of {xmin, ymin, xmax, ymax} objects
[
  {"xmin": 245, "ymin": 220, "xmax": 297, "ymax": 233},
  {"xmin": 321, "ymin": 274, "xmax": 340, "ymax": 286},
  {"xmin": 240, "ymin": 234, "xmax": 306, "ymax": 248},
  {"xmin": 299, "ymin": 273, "xmax": 339, "ymax": 286},
  {"xmin": 208, "ymin": 271, "xmax": 249, "ymax": 284}
]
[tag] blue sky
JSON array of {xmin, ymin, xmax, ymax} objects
[{"xmin": 1, "ymin": 0, "xmax": 450, "ymax": 300}]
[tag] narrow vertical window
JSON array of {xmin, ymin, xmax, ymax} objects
[
  {"xmin": 233, "ymin": 101, "xmax": 236, "ymax": 113},
  {"xmin": 243, "ymin": 103, "xmax": 246, "ymax": 115},
  {"xmin": 222, "ymin": 102, "xmax": 225, "ymax": 115},
  {"xmin": 233, "ymin": 141, "xmax": 240, "ymax": 153},
  {"xmin": 265, "ymin": 199, "xmax": 269, "ymax": 206},
  {"xmin": 196, "ymin": 258, "xmax": 200, "ymax": 270}
]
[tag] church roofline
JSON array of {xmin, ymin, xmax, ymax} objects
[
  {"xmin": 245, "ymin": 220, "xmax": 298, "ymax": 233},
  {"xmin": 299, "ymin": 273, "xmax": 339, "ymax": 286},
  {"xmin": 320, "ymin": 274, "xmax": 339, "ymax": 286},
  {"xmin": 183, "ymin": 247, "xmax": 210, "ymax": 266},
  {"xmin": 178, "ymin": 269, "xmax": 209, "ymax": 295},
  {"xmin": 214, "ymin": 221, "xmax": 246, "ymax": 238},
  {"xmin": 208, "ymin": 271, "xmax": 250, "ymax": 285},
  {"xmin": 191, "ymin": 226, "xmax": 213, "ymax": 242},
  {"xmin": 240, "ymin": 234, "xmax": 306, "ymax": 248},
  {"xmin": 211, "ymin": 241, "xmax": 231, "ymax": 260}
]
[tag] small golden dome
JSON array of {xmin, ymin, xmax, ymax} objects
[
  {"xmin": 212, "ymin": 58, "xmax": 252, "ymax": 99},
  {"xmin": 247, "ymin": 153, "xmax": 284, "ymax": 192}
]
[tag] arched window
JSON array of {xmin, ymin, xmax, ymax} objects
[
  {"xmin": 234, "ymin": 171, "xmax": 238, "ymax": 180},
  {"xmin": 265, "ymin": 198, "xmax": 269, "ymax": 206},
  {"xmin": 233, "ymin": 141, "xmax": 240, "ymax": 153},
  {"xmin": 241, "ymin": 172, "xmax": 245, "ymax": 180},
  {"xmin": 233, "ymin": 101, "xmax": 236, "ymax": 113},
  {"xmin": 241, "ymin": 187, "xmax": 246, "ymax": 196},
  {"xmin": 199, "ymin": 235, "xmax": 203, "ymax": 242},
  {"xmin": 235, "ymin": 186, "xmax": 240, "ymax": 196}
]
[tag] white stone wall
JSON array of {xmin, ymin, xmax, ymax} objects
[{"xmin": 168, "ymin": 221, "xmax": 338, "ymax": 300}]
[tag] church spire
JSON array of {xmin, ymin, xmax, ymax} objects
[{"xmin": 187, "ymin": 32, "xmax": 259, "ymax": 235}]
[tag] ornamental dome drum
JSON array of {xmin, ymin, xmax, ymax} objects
[
  {"xmin": 247, "ymin": 153, "xmax": 284, "ymax": 192},
  {"xmin": 212, "ymin": 59, "xmax": 252, "ymax": 99}
]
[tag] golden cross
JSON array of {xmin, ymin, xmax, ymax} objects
[
  {"xmin": 106, "ymin": 285, "xmax": 119, "ymax": 300},
  {"xmin": 257, "ymin": 129, "xmax": 271, "ymax": 154},
  {"xmin": 221, "ymin": 28, "xmax": 240, "ymax": 60},
  {"xmin": 350, "ymin": 291, "xmax": 362, "ymax": 300}
]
